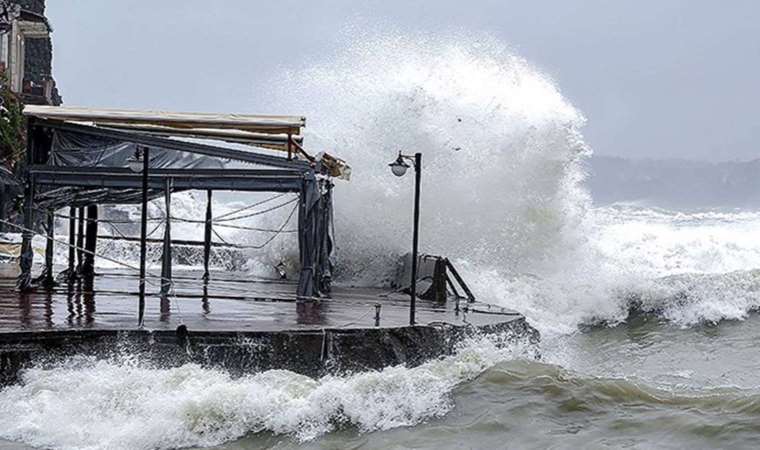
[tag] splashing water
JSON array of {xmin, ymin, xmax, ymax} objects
[
  {"xmin": 262, "ymin": 33, "xmax": 616, "ymax": 333},
  {"xmin": 0, "ymin": 336, "xmax": 535, "ymax": 450},
  {"xmin": 263, "ymin": 33, "xmax": 760, "ymax": 333}
]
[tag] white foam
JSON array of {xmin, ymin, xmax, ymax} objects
[{"xmin": 0, "ymin": 337, "xmax": 534, "ymax": 450}]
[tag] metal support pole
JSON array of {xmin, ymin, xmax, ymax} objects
[
  {"xmin": 0, "ymin": 183, "xmax": 6, "ymax": 233},
  {"xmin": 76, "ymin": 206, "xmax": 84, "ymax": 272},
  {"xmin": 67, "ymin": 207, "xmax": 76, "ymax": 281},
  {"xmin": 43, "ymin": 209, "xmax": 55, "ymax": 287},
  {"xmin": 409, "ymin": 152, "xmax": 422, "ymax": 326},
  {"xmin": 82, "ymin": 205, "xmax": 98, "ymax": 277},
  {"xmin": 375, "ymin": 303, "xmax": 381, "ymax": 327},
  {"xmin": 202, "ymin": 189, "xmax": 212, "ymax": 283},
  {"xmin": 17, "ymin": 120, "xmax": 36, "ymax": 291},
  {"xmin": 445, "ymin": 259, "xmax": 476, "ymax": 302},
  {"xmin": 138, "ymin": 147, "xmax": 149, "ymax": 327},
  {"xmin": 160, "ymin": 178, "xmax": 172, "ymax": 297}
]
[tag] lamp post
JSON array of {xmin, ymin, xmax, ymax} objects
[
  {"xmin": 389, "ymin": 151, "xmax": 422, "ymax": 326},
  {"xmin": 128, "ymin": 146, "xmax": 149, "ymax": 327}
]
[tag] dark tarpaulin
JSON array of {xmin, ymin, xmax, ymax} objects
[
  {"xmin": 22, "ymin": 128, "xmax": 335, "ymax": 299},
  {"xmin": 297, "ymin": 175, "xmax": 334, "ymax": 299},
  {"xmin": 50, "ymin": 129, "xmax": 226, "ymax": 170},
  {"xmin": 29, "ymin": 129, "xmax": 229, "ymax": 209}
]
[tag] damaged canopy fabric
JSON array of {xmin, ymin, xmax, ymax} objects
[{"xmin": 18, "ymin": 117, "xmax": 335, "ymax": 300}]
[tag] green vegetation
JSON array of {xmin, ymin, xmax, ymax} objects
[{"xmin": 0, "ymin": 69, "xmax": 25, "ymax": 169}]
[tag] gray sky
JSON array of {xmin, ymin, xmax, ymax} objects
[{"xmin": 47, "ymin": 0, "xmax": 759, "ymax": 161}]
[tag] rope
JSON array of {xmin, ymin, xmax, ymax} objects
[
  {"xmin": 237, "ymin": 202, "xmax": 299, "ymax": 250},
  {"xmin": 51, "ymin": 210, "xmax": 164, "ymax": 224},
  {"xmin": 0, "ymin": 217, "xmax": 151, "ymax": 277},
  {"xmin": 214, "ymin": 198, "xmax": 299, "ymax": 222},
  {"xmin": 214, "ymin": 192, "xmax": 291, "ymax": 220},
  {"xmin": 145, "ymin": 221, "xmax": 163, "ymax": 239},
  {"xmin": 203, "ymin": 221, "xmax": 298, "ymax": 233},
  {"xmin": 105, "ymin": 221, "xmax": 128, "ymax": 239},
  {"xmin": 170, "ymin": 197, "xmax": 298, "ymax": 224},
  {"xmin": 211, "ymin": 227, "xmax": 229, "ymax": 245}
]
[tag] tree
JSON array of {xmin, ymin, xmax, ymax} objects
[{"xmin": 0, "ymin": 68, "xmax": 25, "ymax": 170}]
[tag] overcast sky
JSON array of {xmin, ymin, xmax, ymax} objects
[{"xmin": 46, "ymin": 0, "xmax": 759, "ymax": 162}]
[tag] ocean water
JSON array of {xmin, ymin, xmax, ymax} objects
[{"xmin": 2, "ymin": 32, "xmax": 760, "ymax": 449}]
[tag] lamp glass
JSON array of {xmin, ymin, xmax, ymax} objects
[
  {"xmin": 390, "ymin": 162, "xmax": 408, "ymax": 177},
  {"xmin": 128, "ymin": 159, "xmax": 144, "ymax": 173}
]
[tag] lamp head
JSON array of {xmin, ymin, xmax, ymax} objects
[
  {"xmin": 388, "ymin": 153, "xmax": 410, "ymax": 177},
  {"xmin": 128, "ymin": 148, "xmax": 144, "ymax": 173}
]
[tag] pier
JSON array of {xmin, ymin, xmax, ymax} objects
[
  {"xmin": 0, "ymin": 105, "xmax": 538, "ymax": 384},
  {"xmin": 0, "ymin": 266, "xmax": 536, "ymax": 383}
]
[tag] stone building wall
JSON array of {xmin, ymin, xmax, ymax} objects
[
  {"xmin": 15, "ymin": 0, "xmax": 43, "ymax": 15},
  {"xmin": 3, "ymin": 0, "xmax": 61, "ymax": 105}
]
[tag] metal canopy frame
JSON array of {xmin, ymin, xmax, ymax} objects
[
  {"xmin": 17, "ymin": 112, "xmax": 335, "ymax": 314},
  {"xmin": 30, "ymin": 166, "xmax": 307, "ymax": 193},
  {"xmin": 37, "ymin": 119, "xmax": 310, "ymax": 170}
]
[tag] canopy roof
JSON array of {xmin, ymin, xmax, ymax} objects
[{"xmin": 23, "ymin": 105, "xmax": 306, "ymax": 153}]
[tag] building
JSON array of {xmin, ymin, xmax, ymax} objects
[{"xmin": 0, "ymin": 0, "xmax": 60, "ymax": 105}]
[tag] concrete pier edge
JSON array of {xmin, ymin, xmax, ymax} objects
[{"xmin": 0, "ymin": 315, "xmax": 539, "ymax": 384}]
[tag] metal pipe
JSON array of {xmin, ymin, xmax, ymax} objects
[
  {"xmin": 82, "ymin": 205, "xmax": 98, "ymax": 277},
  {"xmin": 445, "ymin": 259, "xmax": 476, "ymax": 302},
  {"xmin": 410, "ymin": 152, "xmax": 422, "ymax": 326},
  {"xmin": 76, "ymin": 206, "xmax": 84, "ymax": 272},
  {"xmin": 160, "ymin": 178, "xmax": 172, "ymax": 297},
  {"xmin": 202, "ymin": 189, "xmax": 212, "ymax": 283},
  {"xmin": 67, "ymin": 207, "xmax": 76, "ymax": 280},
  {"xmin": 138, "ymin": 146, "xmax": 149, "ymax": 327},
  {"xmin": 43, "ymin": 209, "xmax": 54, "ymax": 287},
  {"xmin": 17, "ymin": 119, "xmax": 36, "ymax": 291}
]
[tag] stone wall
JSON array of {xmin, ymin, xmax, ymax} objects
[
  {"xmin": 9, "ymin": 0, "xmax": 61, "ymax": 105},
  {"xmin": 15, "ymin": 0, "xmax": 44, "ymax": 15}
]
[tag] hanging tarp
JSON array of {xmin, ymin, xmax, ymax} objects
[
  {"xmin": 296, "ymin": 175, "xmax": 334, "ymax": 299},
  {"xmin": 19, "ymin": 108, "xmax": 336, "ymax": 300},
  {"xmin": 49, "ymin": 129, "xmax": 225, "ymax": 170}
]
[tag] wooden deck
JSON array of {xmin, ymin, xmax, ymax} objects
[{"xmin": 0, "ymin": 264, "xmax": 522, "ymax": 334}]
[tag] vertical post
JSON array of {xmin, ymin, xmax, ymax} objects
[
  {"xmin": 0, "ymin": 182, "xmax": 6, "ymax": 233},
  {"xmin": 160, "ymin": 178, "xmax": 172, "ymax": 297},
  {"xmin": 138, "ymin": 147, "xmax": 149, "ymax": 327},
  {"xmin": 42, "ymin": 209, "xmax": 54, "ymax": 287},
  {"xmin": 67, "ymin": 207, "xmax": 76, "ymax": 280},
  {"xmin": 202, "ymin": 189, "xmax": 212, "ymax": 283},
  {"xmin": 409, "ymin": 152, "xmax": 422, "ymax": 326},
  {"xmin": 17, "ymin": 119, "xmax": 35, "ymax": 291},
  {"xmin": 75, "ymin": 206, "xmax": 84, "ymax": 272},
  {"xmin": 82, "ymin": 205, "xmax": 98, "ymax": 277}
]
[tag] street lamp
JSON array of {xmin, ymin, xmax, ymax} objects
[
  {"xmin": 127, "ymin": 148, "xmax": 145, "ymax": 173},
  {"xmin": 389, "ymin": 151, "xmax": 422, "ymax": 326}
]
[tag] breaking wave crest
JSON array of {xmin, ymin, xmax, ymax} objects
[
  {"xmin": 0, "ymin": 336, "xmax": 536, "ymax": 450},
  {"xmin": 260, "ymin": 31, "xmax": 760, "ymax": 332}
]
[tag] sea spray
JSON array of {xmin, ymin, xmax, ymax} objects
[
  {"xmin": 262, "ymin": 33, "xmax": 760, "ymax": 331},
  {"xmin": 0, "ymin": 335, "xmax": 537, "ymax": 450}
]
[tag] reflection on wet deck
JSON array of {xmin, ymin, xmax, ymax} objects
[{"xmin": 0, "ymin": 265, "xmax": 519, "ymax": 333}]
